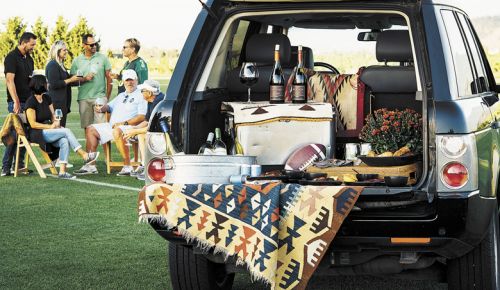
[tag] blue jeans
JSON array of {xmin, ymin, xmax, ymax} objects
[
  {"xmin": 2, "ymin": 102, "xmax": 26, "ymax": 170},
  {"xmin": 42, "ymin": 128, "xmax": 82, "ymax": 163}
]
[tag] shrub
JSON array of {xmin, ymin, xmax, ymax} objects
[{"xmin": 359, "ymin": 108, "xmax": 423, "ymax": 155}]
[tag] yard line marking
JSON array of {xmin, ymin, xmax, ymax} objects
[{"xmin": 48, "ymin": 174, "xmax": 141, "ymax": 191}]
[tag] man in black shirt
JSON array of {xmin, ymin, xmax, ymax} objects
[{"xmin": 2, "ymin": 32, "xmax": 37, "ymax": 176}]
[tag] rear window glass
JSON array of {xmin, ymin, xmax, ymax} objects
[{"xmin": 441, "ymin": 9, "xmax": 475, "ymax": 97}]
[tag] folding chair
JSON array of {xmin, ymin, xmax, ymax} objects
[
  {"xmin": 14, "ymin": 132, "xmax": 57, "ymax": 178},
  {"xmin": 103, "ymin": 141, "xmax": 140, "ymax": 174}
]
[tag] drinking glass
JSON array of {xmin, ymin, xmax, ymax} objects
[
  {"xmin": 94, "ymin": 97, "xmax": 106, "ymax": 113},
  {"xmin": 239, "ymin": 62, "xmax": 259, "ymax": 103},
  {"xmin": 76, "ymin": 69, "xmax": 83, "ymax": 87},
  {"xmin": 54, "ymin": 109, "xmax": 63, "ymax": 121}
]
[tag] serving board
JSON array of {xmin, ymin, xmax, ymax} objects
[{"xmin": 306, "ymin": 162, "xmax": 420, "ymax": 183}]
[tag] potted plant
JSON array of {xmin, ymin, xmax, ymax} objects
[{"xmin": 359, "ymin": 108, "xmax": 423, "ymax": 156}]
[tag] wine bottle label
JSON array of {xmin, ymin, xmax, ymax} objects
[
  {"xmin": 202, "ymin": 148, "xmax": 214, "ymax": 155},
  {"xmin": 292, "ymin": 85, "xmax": 306, "ymax": 101},
  {"xmin": 213, "ymin": 147, "xmax": 227, "ymax": 155},
  {"xmin": 270, "ymin": 85, "xmax": 284, "ymax": 101}
]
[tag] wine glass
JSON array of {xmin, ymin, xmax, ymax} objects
[
  {"xmin": 54, "ymin": 109, "xmax": 63, "ymax": 122},
  {"xmin": 239, "ymin": 62, "xmax": 259, "ymax": 103},
  {"xmin": 76, "ymin": 69, "xmax": 83, "ymax": 87}
]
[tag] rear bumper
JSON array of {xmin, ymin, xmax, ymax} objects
[{"xmin": 333, "ymin": 192, "xmax": 497, "ymax": 259}]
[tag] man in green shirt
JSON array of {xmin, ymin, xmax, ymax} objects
[
  {"xmin": 70, "ymin": 34, "xmax": 112, "ymax": 129},
  {"xmin": 111, "ymin": 38, "xmax": 148, "ymax": 94}
]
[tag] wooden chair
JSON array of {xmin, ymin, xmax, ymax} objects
[
  {"xmin": 14, "ymin": 134, "xmax": 57, "ymax": 178},
  {"xmin": 103, "ymin": 141, "xmax": 140, "ymax": 174}
]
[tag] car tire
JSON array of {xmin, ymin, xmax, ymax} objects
[
  {"xmin": 168, "ymin": 242, "xmax": 235, "ymax": 290},
  {"xmin": 447, "ymin": 208, "xmax": 500, "ymax": 290}
]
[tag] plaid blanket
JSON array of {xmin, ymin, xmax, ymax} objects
[{"xmin": 138, "ymin": 183, "xmax": 362, "ymax": 289}]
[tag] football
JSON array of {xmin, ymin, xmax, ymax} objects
[{"xmin": 284, "ymin": 144, "xmax": 327, "ymax": 171}]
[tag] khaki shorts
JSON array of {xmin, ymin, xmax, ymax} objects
[{"xmin": 78, "ymin": 99, "xmax": 107, "ymax": 128}]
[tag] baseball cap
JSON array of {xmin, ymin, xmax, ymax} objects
[
  {"xmin": 122, "ymin": 69, "xmax": 138, "ymax": 80},
  {"xmin": 138, "ymin": 79, "xmax": 161, "ymax": 95}
]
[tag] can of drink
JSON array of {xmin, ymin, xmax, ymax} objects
[
  {"xmin": 229, "ymin": 174, "xmax": 248, "ymax": 184},
  {"xmin": 345, "ymin": 143, "xmax": 360, "ymax": 161},
  {"xmin": 251, "ymin": 164, "xmax": 262, "ymax": 177},
  {"xmin": 241, "ymin": 164, "xmax": 251, "ymax": 176},
  {"xmin": 360, "ymin": 143, "xmax": 372, "ymax": 156}
]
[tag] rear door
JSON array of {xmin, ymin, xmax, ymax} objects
[{"xmin": 439, "ymin": 9, "xmax": 499, "ymax": 197}]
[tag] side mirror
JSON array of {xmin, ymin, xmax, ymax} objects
[{"xmin": 357, "ymin": 30, "xmax": 381, "ymax": 41}]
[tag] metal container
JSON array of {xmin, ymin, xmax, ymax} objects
[{"xmin": 163, "ymin": 155, "xmax": 256, "ymax": 184}]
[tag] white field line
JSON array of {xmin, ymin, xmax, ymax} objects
[{"xmin": 48, "ymin": 174, "xmax": 141, "ymax": 192}]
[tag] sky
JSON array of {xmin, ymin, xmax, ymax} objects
[{"xmin": 0, "ymin": 0, "xmax": 499, "ymax": 50}]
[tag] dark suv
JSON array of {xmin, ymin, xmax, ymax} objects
[{"xmin": 143, "ymin": 0, "xmax": 500, "ymax": 289}]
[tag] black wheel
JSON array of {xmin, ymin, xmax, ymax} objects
[
  {"xmin": 447, "ymin": 209, "xmax": 500, "ymax": 290},
  {"xmin": 168, "ymin": 242, "xmax": 235, "ymax": 290},
  {"xmin": 314, "ymin": 61, "xmax": 340, "ymax": 74}
]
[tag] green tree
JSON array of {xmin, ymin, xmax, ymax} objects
[
  {"xmin": 49, "ymin": 16, "xmax": 70, "ymax": 67},
  {"xmin": 31, "ymin": 17, "xmax": 50, "ymax": 69},
  {"xmin": 66, "ymin": 16, "xmax": 94, "ymax": 65},
  {"xmin": 0, "ymin": 17, "xmax": 27, "ymax": 60},
  {"xmin": 49, "ymin": 16, "xmax": 69, "ymax": 44}
]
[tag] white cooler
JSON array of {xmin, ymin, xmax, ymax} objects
[{"xmin": 222, "ymin": 102, "xmax": 334, "ymax": 165}]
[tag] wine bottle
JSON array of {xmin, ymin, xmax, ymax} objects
[
  {"xmin": 198, "ymin": 132, "xmax": 214, "ymax": 155},
  {"xmin": 228, "ymin": 127, "xmax": 244, "ymax": 155},
  {"xmin": 269, "ymin": 44, "xmax": 285, "ymax": 104},
  {"xmin": 292, "ymin": 45, "xmax": 307, "ymax": 103},
  {"xmin": 159, "ymin": 118, "xmax": 181, "ymax": 155},
  {"xmin": 213, "ymin": 128, "xmax": 227, "ymax": 155}
]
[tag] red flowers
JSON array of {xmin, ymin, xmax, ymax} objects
[{"xmin": 359, "ymin": 108, "xmax": 423, "ymax": 154}]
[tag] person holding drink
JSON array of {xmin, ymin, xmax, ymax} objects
[
  {"xmin": 70, "ymin": 34, "xmax": 112, "ymax": 129},
  {"xmin": 45, "ymin": 40, "xmax": 82, "ymax": 127},
  {"xmin": 25, "ymin": 75, "xmax": 99, "ymax": 179}
]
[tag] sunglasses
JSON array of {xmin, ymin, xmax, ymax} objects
[
  {"xmin": 86, "ymin": 43, "xmax": 97, "ymax": 47},
  {"xmin": 123, "ymin": 46, "xmax": 131, "ymax": 49}
]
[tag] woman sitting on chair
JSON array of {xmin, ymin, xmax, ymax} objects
[{"xmin": 25, "ymin": 74, "xmax": 99, "ymax": 179}]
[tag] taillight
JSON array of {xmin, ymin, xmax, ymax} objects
[
  {"xmin": 441, "ymin": 162, "xmax": 469, "ymax": 189},
  {"xmin": 148, "ymin": 133, "xmax": 166, "ymax": 155},
  {"xmin": 440, "ymin": 136, "xmax": 467, "ymax": 158},
  {"xmin": 147, "ymin": 158, "xmax": 166, "ymax": 182}
]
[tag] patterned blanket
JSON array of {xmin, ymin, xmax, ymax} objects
[{"xmin": 138, "ymin": 183, "xmax": 362, "ymax": 289}]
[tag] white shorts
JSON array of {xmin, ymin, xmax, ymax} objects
[{"xmin": 91, "ymin": 123, "xmax": 134, "ymax": 144}]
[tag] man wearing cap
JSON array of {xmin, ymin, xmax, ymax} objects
[
  {"xmin": 70, "ymin": 34, "xmax": 113, "ymax": 129},
  {"xmin": 74, "ymin": 70, "xmax": 147, "ymax": 175},
  {"xmin": 122, "ymin": 79, "xmax": 165, "ymax": 180}
]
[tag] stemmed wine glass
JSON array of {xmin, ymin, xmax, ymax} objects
[
  {"xmin": 76, "ymin": 69, "xmax": 83, "ymax": 87},
  {"xmin": 239, "ymin": 62, "xmax": 259, "ymax": 103}
]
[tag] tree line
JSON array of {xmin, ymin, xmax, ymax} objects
[{"xmin": 0, "ymin": 16, "xmax": 94, "ymax": 70}]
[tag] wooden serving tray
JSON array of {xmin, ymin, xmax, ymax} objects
[{"xmin": 307, "ymin": 162, "xmax": 421, "ymax": 183}]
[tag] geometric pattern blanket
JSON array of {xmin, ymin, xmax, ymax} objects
[{"xmin": 138, "ymin": 182, "xmax": 363, "ymax": 289}]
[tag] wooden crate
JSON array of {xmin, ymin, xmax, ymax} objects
[{"xmin": 307, "ymin": 162, "xmax": 421, "ymax": 184}]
